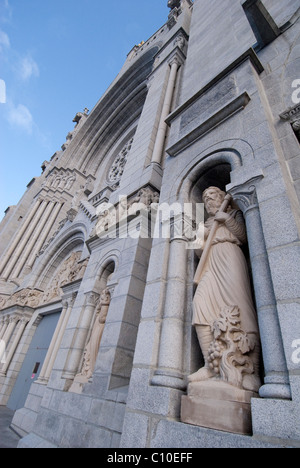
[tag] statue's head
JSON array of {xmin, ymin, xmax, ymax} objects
[
  {"xmin": 100, "ymin": 288, "xmax": 111, "ymax": 305},
  {"xmin": 203, "ymin": 187, "xmax": 226, "ymax": 216},
  {"xmin": 168, "ymin": 0, "xmax": 181, "ymax": 10}
]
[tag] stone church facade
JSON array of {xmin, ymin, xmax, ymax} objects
[{"xmin": 0, "ymin": 0, "xmax": 299, "ymax": 448}]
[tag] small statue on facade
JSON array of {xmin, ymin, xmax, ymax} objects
[
  {"xmin": 168, "ymin": 0, "xmax": 181, "ymax": 10},
  {"xmin": 70, "ymin": 289, "xmax": 111, "ymax": 393}
]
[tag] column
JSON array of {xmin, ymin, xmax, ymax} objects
[
  {"xmin": 0, "ymin": 199, "xmax": 42, "ymax": 277},
  {"xmin": 151, "ymin": 57, "xmax": 181, "ymax": 166},
  {"xmin": 1, "ymin": 199, "xmax": 48, "ymax": 280},
  {"xmin": 0, "ymin": 316, "xmax": 29, "ymax": 375},
  {"xmin": 0, "ymin": 317, "xmax": 8, "ymax": 364},
  {"xmin": 62, "ymin": 291, "xmax": 100, "ymax": 380},
  {"xmin": 43, "ymin": 294, "xmax": 75, "ymax": 382},
  {"xmin": 27, "ymin": 202, "xmax": 62, "ymax": 269},
  {"xmin": 0, "ymin": 315, "xmax": 19, "ymax": 362},
  {"xmin": 36, "ymin": 301, "xmax": 68, "ymax": 384},
  {"xmin": 229, "ymin": 183, "xmax": 291, "ymax": 399},
  {"xmin": 152, "ymin": 221, "xmax": 188, "ymax": 390},
  {"xmin": 0, "ymin": 317, "xmax": 8, "ymax": 340},
  {"xmin": 12, "ymin": 200, "xmax": 55, "ymax": 278}
]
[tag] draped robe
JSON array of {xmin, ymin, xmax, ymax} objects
[{"xmin": 193, "ymin": 210, "xmax": 258, "ymax": 335}]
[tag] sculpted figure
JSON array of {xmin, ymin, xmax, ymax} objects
[
  {"xmin": 168, "ymin": 0, "xmax": 181, "ymax": 9},
  {"xmin": 190, "ymin": 187, "xmax": 261, "ymax": 392},
  {"xmin": 80, "ymin": 288, "xmax": 111, "ymax": 379}
]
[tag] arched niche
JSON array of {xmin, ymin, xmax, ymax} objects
[
  {"xmin": 173, "ymin": 147, "xmax": 255, "ymax": 359},
  {"xmin": 189, "ymin": 162, "xmax": 232, "ymax": 204}
]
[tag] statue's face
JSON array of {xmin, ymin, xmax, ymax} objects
[
  {"xmin": 203, "ymin": 188, "xmax": 224, "ymax": 216},
  {"xmin": 100, "ymin": 289, "xmax": 110, "ymax": 304}
]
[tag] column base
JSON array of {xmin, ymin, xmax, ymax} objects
[
  {"xmin": 68, "ymin": 374, "xmax": 89, "ymax": 394},
  {"xmin": 151, "ymin": 369, "xmax": 186, "ymax": 390},
  {"xmin": 181, "ymin": 380, "xmax": 258, "ymax": 435},
  {"xmin": 259, "ymin": 383, "xmax": 291, "ymax": 400}
]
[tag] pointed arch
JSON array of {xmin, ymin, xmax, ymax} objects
[{"xmin": 31, "ymin": 223, "xmax": 88, "ymax": 292}]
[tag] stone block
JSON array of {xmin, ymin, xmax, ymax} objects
[
  {"xmin": 120, "ymin": 412, "xmax": 149, "ymax": 448},
  {"xmin": 181, "ymin": 381, "xmax": 257, "ymax": 435},
  {"xmin": 157, "ymin": 419, "xmax": 277, "ymax": 448},
  {"xmin": 269, "ymin": 244, "xmax": 300, "ymax": 301},
  {"xmin": 133, "ymin": 320, "xmax": 156, "ymax": 366},
  {"xmin": 259, "ymin": 194, "xmax": 299, "ymax": 249},
  {"xmin": 252, "ymin": 398, "xmax": 300, "ymax": 443},
  {"xmin": 276, "ymin": 302, "xmax": 300, "ymax": 371},
  {"xmin": 18, "ymin": 433, "xmax": 57, "ymax": 448}
]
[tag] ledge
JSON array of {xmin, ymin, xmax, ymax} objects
[{"xmin": 166, "ymin": 92, "xmax": 251, "ymax": 157}]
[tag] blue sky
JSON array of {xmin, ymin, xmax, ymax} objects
[{"xmin": 0, "ymin": 0, "xmax": 169, "ymax": 217}]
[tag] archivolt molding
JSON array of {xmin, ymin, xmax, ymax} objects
[
  {"xmin": 165, "ymin": 139, "xmax": 260, "ymax": 204},
  {"xmin": 33, "ymin": 225, "xmax": 87, "ymax": 289}
]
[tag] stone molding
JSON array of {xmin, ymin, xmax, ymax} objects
[
  {"xmin": 167, "ymin": 92, "xmax": 251, "ymax": 157},
  {"xmin": 0, "ymin": 251, "xmax": 88, "ymax": 312},
  {"xmin": 280, "ymin": 103, "xmax": 300, "ymax": 139}
]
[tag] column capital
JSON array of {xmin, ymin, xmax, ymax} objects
[
  {"xmin": 85, "ymin": 291, "xmax": 100, "ymax": 307},
  {"xmin": 228, "ymin": 174, "xmax": 264, "ymax": 215},
  {"xmin": 19, "ymin": 315, "xmax": 30, "ymax": 325},
  {"xmin": 8, "ymin": 314, "xmax": 20, "ymax": 324},
  {"xmin": 168, "ymin": 51, "xmax": 185, "ymax": 68}
]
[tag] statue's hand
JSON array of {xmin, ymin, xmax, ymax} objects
[{"xmin": 215, "ymin": 212, "xmax": 230, "ymax": 224}]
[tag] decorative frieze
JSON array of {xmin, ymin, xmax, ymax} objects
[
  {"xmin": 280, "ymin": 103, "xmax": 300, "ymax": 122},
  {"xmin": 280, "ymin": 103, "xmax": 300, "ymax": 141},
  {"xmin": 90, "ymin": 186, "xmax": 160, "ymax": 239},
  {"xmin": 42, "ymin": 169, "xmax": 77, "ymax": 192},
  {"xmin": 0, "ymin": 289, "xmax": 43, "ymax": 310},
  {"xmin": 0, "ymin": 252, "xmax": 88, "ymax": 311},
  {"xmin": 107, "ymin": 138, "xmax": 133, "ymax": 187}
]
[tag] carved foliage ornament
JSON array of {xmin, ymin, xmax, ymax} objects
[
  {"xmin": 0, "ymin": 252, "xmax": 88, "ymax": 311},
  {"xmin": 0, "ymin": 289, "xmax": 43, "ymax": 310},
  {"xmin": 208, "ymin": 306, "xmax": 257, "ymax": 389},
  {"xmin": 107, "ymin": 138, "xmax": 133, "ymax": 185}
]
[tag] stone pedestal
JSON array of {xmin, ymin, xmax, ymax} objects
[{"xmin": 181, "ymin": 380, "xmax": 258, "ymax": 435}]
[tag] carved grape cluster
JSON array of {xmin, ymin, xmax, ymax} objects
[{"xmin": 208, "ymin": 340, "xmax": 224, "ymax": 375}]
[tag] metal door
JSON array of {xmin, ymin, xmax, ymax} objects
[{"xmin": 7, "ymin": 311, "xmax": 60, "ymax": 411}]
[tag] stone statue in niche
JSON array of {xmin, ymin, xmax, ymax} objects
[
  {"xmin": 69, "ymin": 288, "xmax": 111, "ymax": 393},
  {"xmin": 181, "ymin": 187, "xmax": 261, "ymax": 435},
  {"xmin": 80, "ymin": 288, "xmax": 111, "ymax": 379}
]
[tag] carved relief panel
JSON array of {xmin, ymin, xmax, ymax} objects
[{"xmin": 107, "ymin": 138, "xmax": 133, "ymax": 188}]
